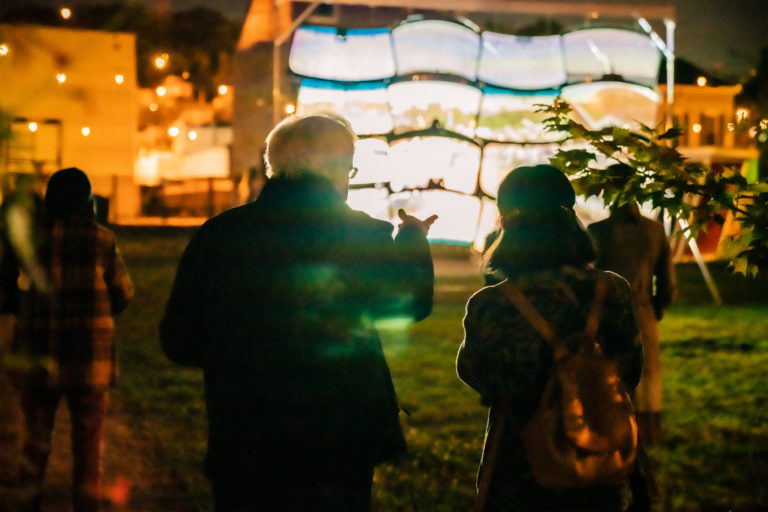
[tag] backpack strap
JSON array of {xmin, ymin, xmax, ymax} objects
[
  {"xmin": 498, "ymin": 280, "xmax": 560, "ymax": 348},
  {"xmin": 498, "ymin": 273, "xmax": 608, "ymax": 353}
]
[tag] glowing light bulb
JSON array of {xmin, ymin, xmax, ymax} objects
[
  {"xmin": 168, "ymin": 126, "xmax": 180, "ymax": 137},
  {"xmin": 28, "ymin": 122, "xmax": 38, "ymax": 132},
  {"xmin": 590, "ymin": 11, "xmax": 599, "ymax": 19},
  {"xmin": 284, "ymin": 103, "xmax": 296, "ymax": 115},
  {"xmin": 56, "ymin": 73, "xmax": 67, "ymax": 84},
  {"xmin": 696, "ymin": 76, "xmax": 707, "ymax": 87},
  {"xmin": 156, "ymin": 86, "xmax": 167, "ymax": 97},
  {"xmin": 692, "ymin": 123, "xmax": 702, "ymax": 134},
  {"xmin": 218, "ymin": 85, "xmax": 228, "ymax": 95},
  {"xmin": 188, "ymin": 130, "xmax": 198, "ymax": 141},
  {"xmin": 154, "ymin": 53, "xmax": 168, "ymax": 69},
  {"xmin": 727, "ymin": 123, "xmax": 735, "ymax": 132},
  {"xmin": 81, "ymin": 126, "xmax": 91, "ymax": 136},
  {"xmin": 736, "ymin": 108, "xmax": 750, "ymax": 121},
  {"xmin": 114, "ymin": 73, "xmax": 125, "ymax": 85},
  {"xmin": 0, "ymin": 44, "xmax": 8, "ymax": 56},
  {"xmin": 182, "ymin": 71, "xmax": 190, "ymax": 80},
  {"xmin": 60, "ymin": 7, "xmax": 71, "ymax": 19},
  {"xmin": 149, "ymin": 103, "xmax": 158, "ymax": 112}
]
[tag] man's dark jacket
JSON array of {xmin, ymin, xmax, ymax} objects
[{"xmin": 160, "ymin": 175, "xmax": 434, "ymax": 480}]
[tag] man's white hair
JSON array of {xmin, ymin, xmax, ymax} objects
[{"xmin": 264, "ymin": 111, "xmax": 357, "ymax": 180}]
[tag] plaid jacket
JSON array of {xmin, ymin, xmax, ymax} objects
[{"xmin": 1, "ymin": 217, "xmax": 133, "ymax": 389}]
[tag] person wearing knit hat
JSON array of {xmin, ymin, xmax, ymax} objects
[
  {"xmin": 458, "ymin": 164, "xmax": 643, "ymax": 511},
  {"xmin": 3, "ymin": 167, "xmax": 133, "ymax": 511}
]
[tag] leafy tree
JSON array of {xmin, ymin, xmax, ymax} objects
[{"xmin": 538, "ymin": 98, "xmax": 768, "ymax": 276}]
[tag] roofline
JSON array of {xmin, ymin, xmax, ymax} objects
[{"xmin": 278, "ymin": 0, "xmax": 676, "ymax": 20}]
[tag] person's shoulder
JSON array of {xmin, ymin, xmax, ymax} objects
[
  {"xmin": 346, "ymin": 208, "xmax": 394, "ymax": 237},
  {"xmin": 597, "ymin": 268, "xmax": 633, "ymax": 301},
  {"xmin": 466, "ymin": 283, "xmax": 505, "ymax": 311}
]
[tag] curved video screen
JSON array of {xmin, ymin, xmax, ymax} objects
[
  {"xmin": 562, "ymin": 28, "xmax": 661, "ymax": 87},
  {"xmin": 296, "ymin": 79, "xmax": 392, "ymax": 135},
  {"xmin": 390, "ymin": 189, "xmax": 483, "ymax": 245},
  {"xmin": 388, "ymin": 136, "xmax": 481, "ymax": 194},
  {"xmin": 388, "ymin": 80, "xmax": 482, "ymax": 137},
  {"xmin": 289, "ymin": 26, "xmax": 395, "ymax": 81},
  {"xmin": 478, "ymin": 33, "xmax": 566, "ymax": 90},
  {"xmin": 476, "ymin": 88, "xmax": 563, "ymax": 143},
  {"xmin": 560, "ymin": 81, "xmax": 662, "ymax": 131},
  {"xmin": 479, "ymin": 143, "xmax": 559, "ymax": 197},
  {"xmin": 392, "ymin": 19, "xmax": 480, "ymax": 80},
  {"xmin": 350, "ymin": 137, "xmax": 392, "ymax": 185}
]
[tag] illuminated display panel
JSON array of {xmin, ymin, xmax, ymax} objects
[
  {"xmin": 478, "ymin": 33, "xmax": 566, "ymax": 90},
  {"xmin": 473, "ymin": 197, "xmax": 499, "ymax": 252},
  {"xmin": 392, "ymin": 20, "xmax": 480, "ymax": 79},
  {"xmin": 350, "ymin": 138, "xmax": 391, "ymax": 185},
  {"xmin": 560, "ymin": 82, "xmax": 661, "ymax": 131},
  {"xmin": 562, "ymin": 28, "xmax": 661, "ymax": 87},
  {"xmin": 388, "ymin": 136, "xmax": 480, "ymax": 194},
  {"xmin": 296, "ymin": 79, "xmax": 392, "ymax": 135},
  {"xmin": 477, "ymin": 88, "xmax": 562, "ymax": 143},
  {"xmin": 390, "ymin": 190, "xmax": 482, "ymax": 244},
  {"xmin": 388, "ymin": 80, "xmax": 481, "ymax": 137},
  {"xmin": 480, "ymin": 143, "xmax": 559, "ymax": 197},
  {"xmin": 346, "ymin": 187, "xmax": 391, "ymax": 220},
  {"xmin": 289, "ymin": 26, "xmax": 395, "ymax": 81}
]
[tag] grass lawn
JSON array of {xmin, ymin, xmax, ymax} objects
[{"xmin": 97, "ymin": 227, "xmax": 768, "ymax": 510}]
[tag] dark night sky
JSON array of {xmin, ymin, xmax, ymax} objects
[{"xmin": 10, "ymin": 0, "xmax": 768, "ymax": 80}]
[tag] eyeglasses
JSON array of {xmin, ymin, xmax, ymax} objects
[{"xmin": 349, "ymin": 166, "xmax": 358, "ymax": 179}]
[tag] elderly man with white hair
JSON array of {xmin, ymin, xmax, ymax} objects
[{"xmin": 161, "ymin": 112, "xmax": 436, "ymax": 512}]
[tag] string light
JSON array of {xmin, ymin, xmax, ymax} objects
[
  {"xmin": 692, "ymin": 123, "xmax": 702, "ymax": 134},
  {"xmin": 182, "ymin": 71, "xmax": 190, "ymax": 80},
  {"xmin": 56, "ymin": 73, "xmax": 67, "ymax": 84},
  {"xmin": 149, "ymin": 103, "xmax": 158, "ymax": 112},
  {"xmin": 727, "ymin": 123, "xmax": 735, "ymax": 132},
  {"xmin": 168, "ymin": 126, "xmax": 180, "ymax": 137},
  {"xmin": 156, "ymin": 86, "xmax": 167, "ymax": 97},
  {"xmin": 60, "ymin": 7, "xmax": 72, "ymax": 19},
  {"xmin": 284, "ymin": 103, "xmax": 296, "ymax": 115},
  {"xmin": 696, "ymin": 76, "xmax": 707, "ymax": 87},
  {"xmin": 188, "ymin": 130, "xmax": 198, "ymax": 141},
  {"xmin": 114, "ymin": 73, "xmax": 125, "ymax": 85},
  {"xmin": 218, "ymin": 85, "xmax": 228, "ymax": 95},
  {"xmin": 0, "ymin": 44, "xmax": 8, "ymax": 56},
  {"xmin": 154, "ymin": 53, "xmax": 168, "ymax": 69},
  {"xmin": 81, "ymin": 126, "xmax": 91, "ymax": 136},
  {"xmin": 736, "ymin": 108, "xmax": 750, "ymax": 121},
  {"xmin": 28, "ymin": 122, "xmax": 38, "ymax": 132}
]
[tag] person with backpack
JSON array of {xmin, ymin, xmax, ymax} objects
[{"xmin": 457, "ymin": 165, "xmax": 643, "ymax": 512}]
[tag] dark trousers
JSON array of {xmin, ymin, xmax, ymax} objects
[
  {"xmin": 17, "ymin": 386, "xmax": 108, "ymax": 512},
  {"xmin": 212, "ymin": 465, "xmax": 375, "ymax": 512}
]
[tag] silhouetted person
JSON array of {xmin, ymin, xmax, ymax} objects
[
  {"xmin": 588, "ymin": 168, "xmax": 675, "ymax": 445},
  {"xmin": 457, "ymin": 165, "xmax": 642, "ymax": 511},
  {"xmin": 161, "ymin": 112, "xmax": 436, "ymax": 512},
  {"xmin": 0, "ymin": 168, "xmax": 133, "ymax": 511}
]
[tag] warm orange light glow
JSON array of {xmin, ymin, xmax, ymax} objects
[
  {"xmin": 28, "ymin": 122, "xmax": 38, "ymax": 132},
  {"xmin": 168, "ymin": 126, "xmax": 180, "ymax": 137},
  {"xmin": 154, "ymin": 53, "xmax": 169, "ymax": 69},
  {"xmin": 590, "ymin": 11, "xmax": 600, "ymax": 19},
  {"xmin": 156, "ymin": 86, "xmax": 167, "ymax": 97},
  {"xmin": 218, "ymin": 85, "xmax": 229, "ymax": 95},
  {"xmin": 696, "ymin": 76, "xmax": 707, "ymax": 87},
  {"xmin": 114, "ymin": 73, "xmax": 125, "ymax": 85},
  {"xmin": 188, "ymin": 130, "xmax": 198, "ymax": 141},
  {"xmin": 81, "ymin": 126, "xmax": 91, "ymax": 136},
  {"xmin": 692, "ymin": 123, "xmax": 702, "ymax": 134},
  {"xmin": 760, "ymin": 119, "xmax": 768, "ymax": 130},
  {"xmin": 60, "ymin": 7, "xmax": 72, "ymax": 19},
  {"xmin": 182, "ymin": 71, "xmax": 190, "ymax": 80},
  {"xmin": 149, "ymin": 103, "xmax": 158, "ymax": 112},
  {"xmin": 727, "ymin": 123, "xmax": 735, "ymax": 131},
  {"xmin": 285, "ymin": 103, "xmax": 296, "ymax": 115},
  {"xmin": 0, "ymin": 44, "xmax": 8, "ymax": 56},
  {"xmin": 56, "ymin": 73, "xmax": 67, "ymax": 84},
  {"xmin": 736, "ymin": 108, "xmax": 750, "ymax": 121}
]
